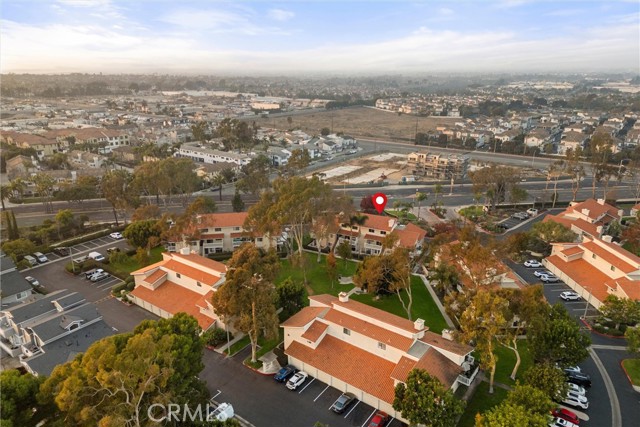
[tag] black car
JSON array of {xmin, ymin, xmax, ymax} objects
[
  {"xmin": 331, "ymin": 392, "xmax": 356, "ymax": 414},
  {"xmin": 274, "ymin": 365, "xmax": 297, "ymax": 382},
  {"xmin": 497, "ymin": 223, "xmax": 509, "ymax": 230},
  {"xmin": 566, "ymin": 371, "xmax": 591, "ymax": 388},
  {"xmin": 53, "ymin": 247, "xmax": 70, "ymax": 256}
]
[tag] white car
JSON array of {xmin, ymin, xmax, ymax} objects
[
  {"xmin": 24, "ymin": 276, "xmax": 40, "ymax": 287},
  {"xmin": 33, "ymin": 252, "xmax": 49, "ymax": 263},
  {"xmin": 90, "ymin": 272, "xmax": 110, "ymax": 282},
  {"xmin": 524, "ymin": 260, "xmax": 543, "ymax": 268},
  {"xmin": 566, "ymin": 382, "xmax": 586, "ymax": 396},
  {"xmin": 533, "ymin": 270, "xmax": 551, "ymax": 277},
  {"xmin": 285, "ymin": 371, "xmax": 309, "ymax": 390},
  {"xmin": 562, "ymin": 394, "xmax": 589, "ymax": 410},
  {"xmin": 549, "ymin": 417, "xmax": 578, "ymax": 427},
  {"xmin": 540, "ymin": 274, "xmax": 560, "ymax": 283},
  {"xmin": 566, "ymin": 390, "xmax": 588, "ymax": 404},
  {"xmin": 109, "ymin": 232, "xmax": 123, "ymax": 240},
  {"xmin": 560, "ymin": 291, "xmax": 581, "ymax": 301},
  {"xmin": 527, "ymin": 208, "xmax": 539, "ymax": 216}
]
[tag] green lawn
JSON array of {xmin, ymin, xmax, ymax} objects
[
  {"xmin": 276, "ymin": 251, "xmax": 359, "ymax": 296},
  {"xmin": 622, "ymin": 358, "xmax": 640, "ymax": 386},
  {"xmin": 458, "ymin": 381, "xmax": 509, "ymax": 427},
  {"xmin": 492, "ymin": 339, "xmax": 533, "ymax": 385},
  {"xmin": 227, "ymin": 335, "xmax": 251, "ymax": 356},
  {"xmin": 385, "ymin": 209, "xmax": 418, "ymax": 221},
  {"xmin": 109, "ymin": 246, "xmax": 165, "ymax": 275},
  {"xmin": 351, "ymin": 275, "xmax": 448, "ymax": 333}
]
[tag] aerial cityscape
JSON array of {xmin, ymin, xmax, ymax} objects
[{"xmin": 1, "ymin": 1, "xmax": 639, "ymax": 427}]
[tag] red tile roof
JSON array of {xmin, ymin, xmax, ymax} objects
[
  {"xmin": 170, "ymin": 253, "xmax": 227, "ymax": 274},
  {"xmin": 323, "ymin": 309, "xmax": 414, "ymax": 351},
  {"xmin": 420, "ymin": 331, "xmax": 473, "ymax": 356},
  {"xmin": 162, "ymin": 259, "xmax": 223, "ymax": 285},
  {"xmin": 562, "ymin": 246, "xmax": 584, "ymax": 256},
  {"xmin": 286, "ymin": 335, "xmax": 397, "ymax": 404},
  {"xmin": 566, "ymin": 199, "xmax": 620, "ymax": 222},
  {"xmin": 580, "ymin": 241, "xmax": 638, "ymax": 273},
  {"xmin": 144, "ymin": 269, "xmax": 167, "ymax": 285},
  {"xmin": 390, "ymin": 356, "xmax": 416, "ymax": 382},
  {"xmin": 362, "ymin": 214, "xmax": 396, "ymax": 232},
  {"xmin": 607, "ymin": 278, "xmax": 640, "ymax": 300},
  {"xmin": 197, "ymin": 212, "xmax": 248, "ymax": 228},
  {"xmin": 545, "ymin": 255, "xmax": 610, "ymax": 304},
  {"xmin": 543, "ymin": 215, "xmax": 600, "ymax": 237},
  {"xmin": 393, "ymin": 223, "xmax": 427, "ymax": 249},
  {"xmin": 201, "ymin": 233, "xmax": 225, "ymax": 239},
  {"xmin": 281, "ymin": 306, "xmax": 328, "ymax": 327},
  {"xmin": 301, "ymin": 320, "xmax": 328, "ymax": 342},
  {"xmin": 130, "ymin": 281, "xmax": 216, "ymax": 330},
  {"xmin": 414, "ymin": 347, "xmax": 463, "ymax": 387},
  {"xmin": 363, "ymin": 233, "xmax": 384, "ymax": 242}
]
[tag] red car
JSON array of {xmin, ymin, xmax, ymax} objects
[
  {"xmin": 552, "ymin": 408, "xmax": 579, "ymax": 425},
  {"xmin": 368, "ymin": 411, "xmax": 389, "ymax": 427}
]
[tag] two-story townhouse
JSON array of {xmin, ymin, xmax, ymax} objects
[
  {"xmin": 330, "ymin": 214, "xmax": 426, "ymax": 256},
  {"xmin": 543, "ymin": 198, "xmax": 622, "ymax": 240},
  {"xmin": 129, "ymin": 249, "xmax": 228, "ymax": 331},
  {"xmin": 524, "ymin": 129, "xmax": 550, "ymax": 147},
  {"xmin": 176, "ymin": 143, "xmax": 252, "ymax": 166},
  {"xmin": 558, "ymin": 131, "xmax": 588, "ymax": 155},
  {"xmin": 0, "ymin": 289, "xmax": 113, "ymax": 375},
  {"xmin": 166, "ymin": 212, "xmax": 278, "ymax": 255},
  {"xmin": 407, "ymin": 152, "xmax": 469, "ymax": 180},
  {"xmin": 282, "ymin": 293, "xmax": 475, "ymax": 423},
  {"xmin": 544, "ymin": 237, "xmax": 640, "ymax": 310},
  {"xmin": 0, "ymin": 257, "xmax": 33, "ymax": 308}
]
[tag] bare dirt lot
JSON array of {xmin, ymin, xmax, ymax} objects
[{"xmin": 261, "ymin": 107, "xmax": 460, "ymax": 141}]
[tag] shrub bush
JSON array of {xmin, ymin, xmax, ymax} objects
[
  {"xmin": 202, "ymin": 328, "xmax": 233, "ymax": 347},
  {"xmin": 111, "ymin": 282, "xmax": 127, "ymax": 296}
]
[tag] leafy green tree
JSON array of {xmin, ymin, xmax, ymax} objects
[
  {"xmin": 430, "ymin": 264, "xmax": 459, "ymax": 296},
  {"xmin": 393, "ymin": 369, "xmax": 465, "ymax": 427},
  {"xmin": 281, "ymin": 148, "xmax": 311, "ymax": 177},
  {"xmin": 529, "ymin": 221, "xmax": 577, "ymax": 244},
  {"xmin": 276, "ymin": 278, "xmax": 306, "ymax": 319},
  {"xmin": 503, "ymin": 384, "xmax": 555, "ymax": 417},
  {"xmin": 476, "ymin": 402, "xmax": 548, "ymax": 427},
  {"xmin": 415, "ymin": 191, "xmax": 428, "ymax": 221},
  {"xmin": 326, "ymin": 252, "xmax": 338, "ymax": 288},
  {"xmin": 0, "ymin": 184, "xmax": 11, "ymax": 210},
  {"xmin": 211, "ymin": 244, "xmax": 280, "ymax": 363},
  {"xmin": 1, "ymin": 370, "xmax": 47, "ymax": 427},
  {"xmin": 2, "ymin": 210, "xmax": 19, "ymax": 240},
  {"xmin": 336, "ymin": 240, "xmax": 353, "ymax": 267},
  {"xmin": 185, "ymin": 195, "xmax": 217, "ymax": 216},
  {"xmin": 123, "ymin": 220, "xmax": 161, "ymax": 249},
  {"xmin": 522, "ymin": 362, "xmax": 568, "ymax": 401},
  {"xmin": 1, "ymin": 238, "xmax": 36, "ymax": 263},
  {"xmin": 529, "ymin": 303, "xmax": 591, "ymax": 366},
  {"xmin": 101, "ymin": 169, "xmax": 140, "ymax": 226},
  {"xmin": 191, "ymin": 121, "xmax": 209, "ymax": 142},
  {"xmin": 38, "ymin": 314, "xmax": 207, "ymax": 427},
  {"xmin": 236, "ymin": 154, "xmax": 271, "ymax": 195},
  {"xmin": 600, "ymin": 295, "xmax": 640, "ymax": 330},
  {"xmin": 32, "ymin": 172, "xmax": 56, "ymax": 213},
  {"xmin": 625, "ymin": 327, "xmax": 640, "ymax": 353},
  {"xmin": 459, "ymin": 290, "xmax": 509, "ymax": 393},
  {"xmin": 231, "ymin": 190, "xmax": 245, "ymax": 212},
  {"xmin": 320, "ymin": 127, "xmax": 330, "ymax": 136},
  {"xmin": 131, "ymin": 204, "xmax": 162, "ymax": 221},
  {"xmin": 470, "ymin": 165, "xmax": 521, "ymax": 211}
]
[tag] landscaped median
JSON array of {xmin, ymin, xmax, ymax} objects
[{"xmin": 621, "ymin": 359, "xmax": 640, "ymax": 393}]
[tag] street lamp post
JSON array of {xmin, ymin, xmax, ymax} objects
[{"xmin": 583, "ymin": 288, "xmax": 592, "ymax": 319}]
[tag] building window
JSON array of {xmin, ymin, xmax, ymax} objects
[
  {"xmin": 257, "ymin": 237, "xmax": 263, "ymax": 242},
  {"xmin": 176, "ymin": 273, "xmax": 181, "ymax": 278},
  {"xmin": 611, "ymin": 265, "xmax": 616, "ymax": 272},
  {"xmin": 197, "ymin": 281, "xmax": 202, "ymax": 287},
  {"xmin": 381, "ymin": 231, "xmax": 387, "ymax": 235},
  {"xmin": 378, "ymin": 342, "xmax": 386, "ymax": 350},
  {"xmin": 369, "ymin": 228, "xmax": 375, "ymax": 232},
  {"xmin": 234, "ymin": 227, "xmax": 241, "ymax": 231},
  {"xmin": 214, "ymin": 227, "xmax": 222, "ymax": 232},
  {"xmin": 343, "ymin": 328, "xmax": 351, "ymax": 336}
]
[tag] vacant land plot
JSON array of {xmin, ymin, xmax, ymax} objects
[{"xmin": 263, "ymin": 107, "xmax": 460, "ymax": 141}]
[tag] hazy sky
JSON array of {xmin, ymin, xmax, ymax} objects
[{"xmin": 2, "ymin": 0, "xmax": 639, "ymax": 75}]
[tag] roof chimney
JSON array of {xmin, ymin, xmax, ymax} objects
[
  {"xmin": 338, "ymin": 292, "xmax": 349, "ymax": 303},
  {"xmin": 414, "ymin": 318, "xmax": 425, "ymax": 331},
  {"xmin": 388, "ymin": 219, "xmax": 395, "ymax": 228},
  {"xmin": 602, "ymin": 235, "xmax": 613, "ymax": 243},
  {"xmin": 441, "ymin": 329, "xmax": 454, "ymax": 341},
  {"xmin": 597, "ymin": 199, "xmax": 605, "ymax": 205},
  {"xmin": 179, "ymin": 247, "xmax": 191, "ymax": 256}
]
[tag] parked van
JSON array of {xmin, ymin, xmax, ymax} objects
[
  {"xmin": 23, "ymin": 255, "xmax": 37, "ymax": 266},
  {"xmin": 88, "ymin": 251, "xmax": 105, "ymax": 262}
]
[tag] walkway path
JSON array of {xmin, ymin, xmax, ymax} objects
[{"xmin": 417, "ymin": 272, "xmax": 456, "ymax": 329}]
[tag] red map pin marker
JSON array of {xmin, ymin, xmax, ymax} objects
[{"xmin": 372, "ymin": 193, "xmax": 388, "ymax": 214}]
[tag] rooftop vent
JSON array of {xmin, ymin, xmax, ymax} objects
[{"xmin": 338, "ymin": 292, "xmax": 349, "ymax": 303}]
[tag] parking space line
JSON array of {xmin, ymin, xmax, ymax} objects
[
  {"xmin": 360, "ymin": 408, "xmax": 377, "ymax": 427},
  {"xmin": 299, "ymin": 378, "xmax": 315, "ymax": 394},
  {"xmin": 314, "ymin": 385, "xmax": 329, "ymax": 402},
  {"xmin": 344, "ymin": 400, "xmax": 360, "ymax": 418},
  {"xmin": 388, "ymin": 416, "xmax": 395, "ymax": 425},
  {"xmin": 211, "ymin": 390, "xmax": 222, "ymax": 400}
]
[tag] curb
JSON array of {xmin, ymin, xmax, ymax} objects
[
  {"xmin": 619, "ymin": 359, "xmax": 640, "ymax": 393},
  {"xmin": 243, "ymin": 360, "xmax": 275, "ymax": 376},
  {"xmin": 580, "ymin": 318, "xmax": 626, "ymax": 339}
]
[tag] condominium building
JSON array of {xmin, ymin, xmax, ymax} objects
[{"xmin": 407, "ymin": 152, "xmax": 469, "ymax": 180}]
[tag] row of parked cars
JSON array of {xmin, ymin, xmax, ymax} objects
[
  {"xmin": 548, "ymin": 366, "xmax": 592, "ymax": 426},
  {"xmin": 273, "ymin": 365, "xmax": 390, "ymax": 425},
  {"xmin": 511, "ymin": 208, "xmax": 539, "ymax": 221}
]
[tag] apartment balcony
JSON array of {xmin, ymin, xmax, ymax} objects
[
  {"xmin": 0, "ymin": 336, "xmax": 22, "ymax": 357},
  {"xmin": 457, "ymin": 356, "xmax": 479, "ymax": 387},
  {"xmin": 21, "ymin": 343, "xmax": 42, "ymax": 359}
]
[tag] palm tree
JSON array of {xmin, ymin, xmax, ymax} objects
[
  {"xmin": 211, "ymin": 174, "xmax": 226, "ymax": 201},
  {"xmin": 0, "ymin": 184, "xmax": 11, "ymax": 210},
  {"xmin": 415, "ymin": 191, "xmax": 428, "ymax": 222},
  {"xmin": 9, "ymin": 178, "xmax": 26, "ymax": 203}
]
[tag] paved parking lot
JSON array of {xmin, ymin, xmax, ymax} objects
[
  {"xmin": 201, "ymin": 347, "xmax": 405, "ymax": 427},
  {"xmin": 18, "ymin": 235, "xmax": 158, "ymax": 333}
]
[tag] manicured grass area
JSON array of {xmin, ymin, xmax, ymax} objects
[
  {"xmin": 276, "ymin": 252, "xmax": 359, "ymax": 296},
  {"xmin": 109, "ymin": 246, "xmax": 165, "ymax": 275},
  {"xmin": 622, "ymin": 358, "xmax": 640, "ymax": 386},
  {"xmin": 227, "ymin": 335, "xmax": 251, "ymax": 356},
  {"xmin": 245, "ymin": 329, "xmax": 285, "ymax": 369},
  {"xmin": 492, "ymin": 339, "xmax": 533, "ymax": 385},
  {"xmin": 351, "ymin": 275, "xmax": 448, "ymax": 333},
  {"xmin": 458, "ymin": 381, "xmax": 509, "ymax": 427},
  {"xmin": 385, "ymin": 209, "xmax": 418, "ymax": 221}
]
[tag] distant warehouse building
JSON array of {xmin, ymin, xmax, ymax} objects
[
  {"xmin": 407, "ymin": 152, "xmax": 468, "ymax": 180},
  {"xmin": 176, "ymin": 142, "xmax": 251, "ymax": 166}
]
